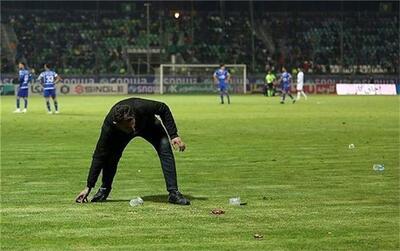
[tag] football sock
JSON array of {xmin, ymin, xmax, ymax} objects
[
  {"xmin": 24, "ymin": 99, "xmax": 28, "ymax": 109},
  {"xmin": 46, "ymin": 101, "xmax": 51, "ymax": 111},
  {"xmin": 16, "ymin": 99, "xmax": 20, "ymax": 109},
  {"xmin": 54, "ymin": 101, "xmax": 58, "ymax": 111},
  {"xmin": 302, "ymin": 91, "xmax": 307, "ymax": 99}
]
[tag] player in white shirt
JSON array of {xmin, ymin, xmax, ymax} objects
[{"xmin": 296, "ymin": 67, "xmax": 307, "ymax": 101}]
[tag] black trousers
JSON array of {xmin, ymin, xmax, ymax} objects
[{"xmin": 87, "ymin": 119, "xmax": 178, "ymax": 192}]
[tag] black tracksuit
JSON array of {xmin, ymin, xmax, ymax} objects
[{"xmin": 86, "ymin": 98, "xmax": 180, "ymax": 192}]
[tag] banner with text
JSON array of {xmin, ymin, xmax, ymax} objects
[
  {"xmin": 16, "ymin": 83, "xmax": 128, "ymax": 96},
  {"xmin": 336, "ymin": 84, "xmax": 397, "ymax": 95},
  {"xmin": 1, "ymin": 74, "xmax": 398, "ymax": 95}
]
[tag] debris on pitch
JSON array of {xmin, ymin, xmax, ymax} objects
[
  {"xmin": 372, "ymin": 164, "xmax": 385, "ymax": 172},
  {"xmin": 211, "ymin": 209, "xmax": 225, "ymax": 215},
  {"xmin": 254, "ymin": 233, "xmax": 264, "ymax": 239}
]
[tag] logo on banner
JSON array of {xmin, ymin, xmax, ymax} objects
[
  {"xmin": 60, "ymin": 85, "xmax": 70, "ymax": 94},
  {"xmin": 74, "ymin": 84, "xmax": 84, "ymax": 94}
]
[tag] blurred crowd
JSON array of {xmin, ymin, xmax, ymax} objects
[{"xmin": 1, "ymin": 9, "xmax": 398, "ymax": 74}]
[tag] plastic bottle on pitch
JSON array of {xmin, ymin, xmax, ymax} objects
[
  {"xmin": 129, "ymin": 197, "xmax": 144, "ymax": 207},
  {"xmin": 372, "ymin": 164, "xmax": 385, "ymax": 172},
  {"xmin": 229, "ymin": 197, "xmax": 241, "ymax": 205}
]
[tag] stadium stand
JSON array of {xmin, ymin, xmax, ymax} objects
[{"xmin": 1, "ymin": 6, "xmax": 398, "ymax": 74}]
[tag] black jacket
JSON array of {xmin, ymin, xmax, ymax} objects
[
  {"xmin": 86, "ymin": 98, "xmax": 179, "ymax": 188},
  {"xmin": 104, "ymin": 97, "xmax": 179, "ymax": 139}
]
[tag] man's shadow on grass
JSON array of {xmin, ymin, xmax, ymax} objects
[{"xmin": 105, "ymin": 194, "xmax": 208, "ymax": 203}]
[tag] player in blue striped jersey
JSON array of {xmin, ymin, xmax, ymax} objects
[
  {"xmin": 213, "ymin": 64, "xmax": 231, "ymax": 104},
  {"xmin": 37, "ymin": 63, "xmax": 62, "ymax": 114},
  {"xmin": 279, "ymin": 67, "xmax": 295, "ymax": 104},
  {"xmin": 14, "ymin": 62, "xmax": 32, "ymax": 113}
]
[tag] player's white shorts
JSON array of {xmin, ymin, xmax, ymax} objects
[{"xmin": 296, "ymin": 84, "xmax": 304, "ymax": 91}]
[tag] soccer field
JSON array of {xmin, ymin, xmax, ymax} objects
[{"xmin": 1, "ymin": 95, "xmax": 399, "ymax": 250}]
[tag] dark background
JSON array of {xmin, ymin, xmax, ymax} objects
[{"xmin": 2, "ymin": 1, "xmax": 399, "ymax": 13}]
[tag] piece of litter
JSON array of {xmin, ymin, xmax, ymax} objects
[
  {"xmin": 211, "ymin": 209, "xmax": 225, "ymax": 215},
  {"xmin": 348, "ymin": 144, "xmax": 355, "ymax": 149},
  {"xmin": 129, "ymin": 197, "xmax": 144, "ymax": 207},
  {"xmin": 229, "ymin": 197, "xmax": 241, "ymax": 205},
  {"xmin": 254, "ymin": 233, "xmax": 263, "ymax": 239},
  {"xmin": 372, "ymin": 164, "xmax": 385, "ymax": 172}
]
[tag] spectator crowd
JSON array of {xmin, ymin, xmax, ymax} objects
[{"xmin": 1, "ymin": 7, "xmax": 398, "ymax": 74}]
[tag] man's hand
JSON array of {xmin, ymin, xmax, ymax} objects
[
  {"xmin": 171, "ymin": 137, "xmax": 186, "ymax": 152},
  {"xmin": 75, "ymin": 187, "xmax": 91, "ymax": 203}
]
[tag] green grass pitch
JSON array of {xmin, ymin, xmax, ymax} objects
[{"xmin": 1, "ymin": 95, "xmax": 399, "ymax": 250}]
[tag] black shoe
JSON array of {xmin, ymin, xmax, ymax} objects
[
  {"xmin": 280, "ymin": 101, "xmax": 284, "ymax": 104},
  {"xmin": 168, "ymin": 191, "xmax": 190, "ymax": 205},
  {"xmin": 292, "ymin": 99, "xmax": 296, "ymax": 104},
  {"xmin": 91, "ymin": 187, "xmax": 111, "ymax": 202}
]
